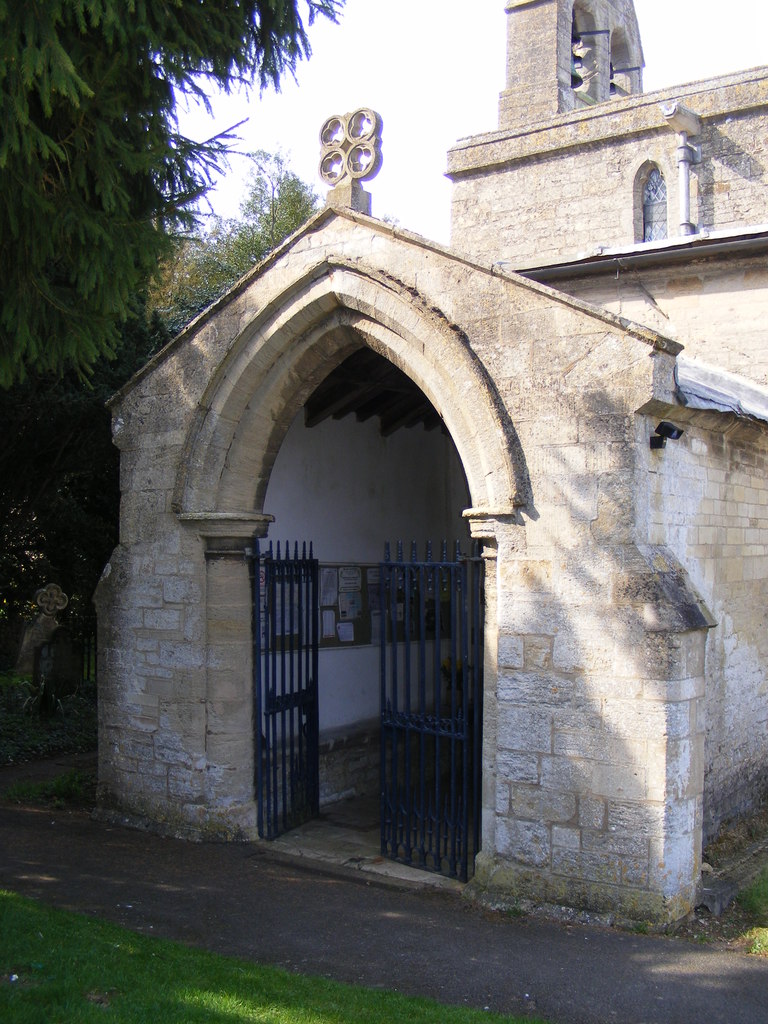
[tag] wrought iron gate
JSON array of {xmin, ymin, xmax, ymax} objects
[
  {"xmin": 252, "ymin": 540, "xmax": 319, "ymax": 840},
  {"xmin": 380, "ymin": 541, "xmax": 484, "ymax": 882}
]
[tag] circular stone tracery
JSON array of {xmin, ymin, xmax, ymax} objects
[
  {"xmin": 319, "ymin": 108, "xmax": 383, "ymax": 186},
  {"xmin": 35, "ymin": 583, "xmax": 68, "ymax": 617}
]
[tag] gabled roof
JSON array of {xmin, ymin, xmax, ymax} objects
[{"xmin": 110, "ymin": 205, "xmax": 681, "ymax": 407}]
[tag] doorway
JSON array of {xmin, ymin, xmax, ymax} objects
[{"xmin": 258, "ymin": 347, "xmax": 481, "ymax": 879}]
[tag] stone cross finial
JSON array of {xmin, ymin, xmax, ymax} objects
[
  {"xmin": 319, "ymin": 108, "xmax": 383, "ymax": 216},
  {"xmin": 35, "ymin": 583, "xmax": 68, "ymax": 617},
  {"xmin": 15, "ymin": 583, "xmax": 69, "ymax": 674}
]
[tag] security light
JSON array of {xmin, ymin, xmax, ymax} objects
[
  {"xmin": 656, "ymin": 421, "xmax": 684, "ymax": 439},
  {"xmin": 650, "ymin": 421, "xmax": 684, "ymax": 449}
]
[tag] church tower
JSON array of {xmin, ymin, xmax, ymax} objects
[
  {"xmin": 499, "ymin": 0, "xmax": 644, "ymax": 130},
  {"xmin": 449, "ymin": 1, "xmax": 768, "ymax": 270}
]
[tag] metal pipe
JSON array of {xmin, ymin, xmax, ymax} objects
[
  {"xmin": 661, "ymin": 102, "xmax": 702, "ymax": 237},
  {"xmin": 678, "ymin": 131, "xmax": 692, "ymax": 233}
]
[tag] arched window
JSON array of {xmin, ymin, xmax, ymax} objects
[
  {"xmin": 610, "ymin": 29, "xmax": 638, "ymax": 97},
  {"xmin": 643, "ymin": 168, "xmax": 668, "ymax": 242}
]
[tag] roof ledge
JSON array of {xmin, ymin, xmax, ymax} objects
[{"xmin": 676, "ymin": 356, "xmax": 768, "ymax": 424}]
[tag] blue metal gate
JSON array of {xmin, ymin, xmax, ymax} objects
[
  {"xmin": 252, "ymin": 540, "xmax": 319, "ymax": 840},
  {"xmin": 380, "ymin": 541, "xmax": 484, "ymax": 881}
]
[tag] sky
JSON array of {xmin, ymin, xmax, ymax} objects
[{"xmin": 177, "ymin": 0, "xmax": 768, "ymax": 243}]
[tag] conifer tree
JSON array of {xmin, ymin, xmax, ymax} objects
[
  {"xmin": 0, "ymin": 0, "xmax": 342, "ymax": 386},
  {"xmin": 0, "ymin": 149, "xmax": 316, "ymax": 662},
  {"xmin": 0, "ymin": 300, "xmax": 170, "ymax": 662}
]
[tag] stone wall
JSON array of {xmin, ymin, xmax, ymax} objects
[
  {"xmin": 96, "ymin": 212, "xmax": 531, "ymax": 839},
  {"xmin": 95, "ymin": 311, "xmax": 262, "ymax": 837},
  {"xmin": 499, "ymin": 0, "xmax": 562, "ymax": 131},
  {"xmin": 637, "ymin": 404, "xmax": 768, "ymax": 842},
  {"xmin": 540, "ymin": 250, "xmax": 768, "ymax": 386},
  {"xmin": 453, "ymin": 271, "xmax": 709, "ymax": 919},
  {"xmin": 448, "ymin": 70, "xmax": 768, "ymax": 268},
  {"xmin": 318, "ymin": 722, "xmax": 379, "ymax": 806}
]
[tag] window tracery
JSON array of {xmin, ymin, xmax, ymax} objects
[{"xmin": 643, "ymin": 168, "xmax": 668, "ymax": 242}]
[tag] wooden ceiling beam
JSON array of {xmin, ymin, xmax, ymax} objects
[{"xmin": 303, "ymin": 348, "xmax": 440, "ymax": 437}]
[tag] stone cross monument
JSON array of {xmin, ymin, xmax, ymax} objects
[
  {"xmin": 319, "ymin": 107, "xmax": 383, "ymax": 215},
  {"xmin": 15, "ymin": 583, "xmax": 69, "ymax": 674}
]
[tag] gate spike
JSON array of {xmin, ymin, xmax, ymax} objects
[
  {"xmin": 396, "ymin": 540, "xmax": 403, "ymax": 563},
  {"xmin": 384, "ymin": 541, "xmax": 391, "ymax": 563},
  {"xmin": 441, "ymin": 539, "xmax": 448, "ymax": 561},
  {"xmin": 309, "ymin": 541, "xmax": 314, "ymax": 559},
  {"xmin": 276, "ymin": 540, "xmax": 281, "ymax": 560},
  {"xmin": 455, "ymin": 539, "xmax": 461, "ymax": 561},
  {"xmin": 294, "ymin": 540, "xmax": 299, "ymax": 560},
  {"xmin": 426, "ymin": 540, "xmax": 432, "ymax": 563},
  {"xmin": 410, "ymin": 540, "xmax": 417, "ymax": 562}
]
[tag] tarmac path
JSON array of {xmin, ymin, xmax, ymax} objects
[{"xmin": 1, "ymin": 802, "xmax": 767, "ymax": 1024}]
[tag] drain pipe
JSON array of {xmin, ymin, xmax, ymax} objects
[{"xmin": 661, "ymin": 102, "xmax": 702, "ymax": 236}]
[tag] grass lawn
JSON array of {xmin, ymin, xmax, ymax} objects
[
  {"xmin": 1, "ymin": 768, "xmax": 97, "ymax": 808},
  {"xmin": 0, "ymin": 891, "xmax": 543, "ymax": 1024}
]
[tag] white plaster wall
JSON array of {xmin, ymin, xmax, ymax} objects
[{"xmin": 264, "ymin": 410, "xmax": 471, "ymax": 732}]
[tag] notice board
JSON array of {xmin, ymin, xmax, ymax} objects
[{"xmin": 319, "ymin": 564, "xmax": 382, "ymax": 648}]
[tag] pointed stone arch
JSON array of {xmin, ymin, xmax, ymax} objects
[{"xmin": 174, "ymin": 258, "xmax": 528, "ymax": 521}]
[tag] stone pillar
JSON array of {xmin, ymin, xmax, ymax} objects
[
  {"xmin": 179, "ymin": 513, "xmax": 274, "ymax": 838},
  {"xmin": 464, "ymin": 508, "xmax": 528, "ymax": 869}
]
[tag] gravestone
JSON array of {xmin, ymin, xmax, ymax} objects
[{"xmin": 33, "ymin": 627, "xmax": 82, "ymax": 698}]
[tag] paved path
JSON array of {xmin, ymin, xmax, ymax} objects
[{"xmin": 1, "ymin": 802, "xmax": 767, "ymax": 1024}]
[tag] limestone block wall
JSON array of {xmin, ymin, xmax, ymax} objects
[
  {"xmin": 318, "ymin": 722, "xmax": 379, "ymax": 805},
  {"xmin": 448, "ymin": 70, "xmax": 768, "ymax": 269},
  {"xmin": 443, "ymin": 259, "xmax": 703, "ymax": 918},
  {"xmin": 483, "ymin": 528, "xmax": 707, "ymax": 920},
  {"xmin": 637, "ymin": 406, "xmax": 768, "ymax": 842},
  {"xmin": 499, "ymin": 0, "xmax": 562, "ymax": 131},
  {"xmin": 95, "ymin": 485, "xmax": 216, "ymax": 832},
  {"xmin": 545, "ymin": 251, "xmax": 768, "ymax": 386},
  {"xmin": 456, "ymin": 280, "xmax": 708, "ymax": 919},
  {"xmin": 96, "ymin": 213, "xmax": 511, "ymax": 837},
  {"xmin": 95, "ymin": 301, "xmax": 263, "ymax": 836}
]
